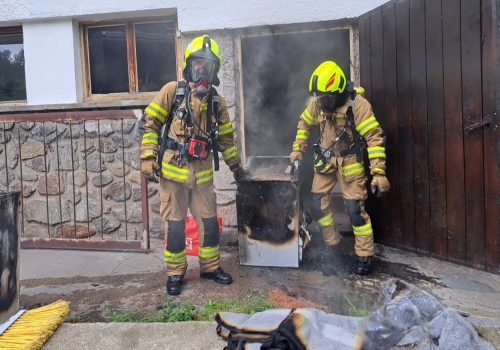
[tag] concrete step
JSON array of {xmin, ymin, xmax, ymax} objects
[{"xmin": 44, "ymin": 322, "xmax": 225, "ymax": 350}]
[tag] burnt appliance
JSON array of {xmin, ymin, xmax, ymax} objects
[
  {"xmin": 0, "ymin": 191, "xmax": 20, "ymax": 324},
  {"xmin": 236, "ymin": 156, "xmax": 308, "ymax": 267}
]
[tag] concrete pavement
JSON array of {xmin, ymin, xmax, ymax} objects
[{"xmin": 18, "ymin": 230, "xmax": 500, "ymax": 349}]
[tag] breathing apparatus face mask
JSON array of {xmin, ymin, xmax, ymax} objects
[
  {"xmin": 318, "ymin": 93, "xmax": 340, "ymax": 113},
  {"xmin": 190, "ymin": 58, "xmax": 219, "ymax": 98},
  {"xmin": 190, "ymin": 58, "xmax": 218, "ymax": 85}
]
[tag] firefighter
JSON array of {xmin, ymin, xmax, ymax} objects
[
  {"xmin": 289, "ymin": 61, "xmax": 390, "ymax": 275},
  {"xmin": 139, "ymin": 35, "xmax": 246, "ymax": 295}
]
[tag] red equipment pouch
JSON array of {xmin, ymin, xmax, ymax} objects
[{"xmin": 187, "ymin": 135, "xmax": 210, "ymax": 160}]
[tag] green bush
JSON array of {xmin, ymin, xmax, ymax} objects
[
  {"xmin": 107, "ymin": 309, "xmax": 136, "ymax": 322},
  {"xmin": 105, "ymin": 293, "xmax": 273, "ymax": 323},
  {"xmin": 142, "ymin": 299, "xmax": 197, "ymax": 322},
  {"xmin": 195, "ymin": 293, "xmax": 272, "ymax": 321}
]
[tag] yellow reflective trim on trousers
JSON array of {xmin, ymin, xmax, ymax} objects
[
  {"xmin": 195, "ymin": 168, "xmax": 214, "ymax": 184},
  {"xmin": 317, "ymin": 213, "xmax": 334, "ymax": 227},
  {"xmin": 300, "ymin": 109, "xmax": 317, "ymax": 125},
  {"xmin": 356, "ymin": 116, "xmax": 379, "ymax": 136},
  {"xmin": 367, "ymin": 146, "xmax": 386, "ymax": 159},
  {"xmin": 296, "ymin": 129, "xmax": 310, "ymax": 140},
  {"xmin": 198, "ymin": 245, "xmax": 220, "ymax": 259},
  {"xmin": 342, "ymin": 162, "xmax": 364, "ymax": 176},
  {"xmin": 161, "ymin": 162, "xmax": 189, "ymax": 181},
  {"xmin": 164, "ymin": 249, "xmax": 187, "ymax": 263},
  {"xmin": 292, "ymin": 143, "xmax": 301, "ymax": 151},
  {"xmin": 353, "ymin": 223, "xmax": 373, "ymax": 236},
  {"xmin": 219, "ymin": 122, "xmax": 234, "ymax": 136},
  {"xmin": 222, "ymin": 146, "xmax": 238, "ymax": 160}
]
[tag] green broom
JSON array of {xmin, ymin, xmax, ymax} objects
[{"xmin": 0, "ymin": 300, "xmax": 70, "ymax": 350}]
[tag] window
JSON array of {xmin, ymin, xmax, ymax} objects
[
  {"xmin": 84, "ymin": 20, "xmax": 177, "ymax": 96},
  {"xmin": 0, "ymin": 27, "xmax": 26, "ymax": 102}
]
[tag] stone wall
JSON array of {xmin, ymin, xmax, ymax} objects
[{"xmin": 0, "ymin": 115, "xmax": 239, "ymax": 242}]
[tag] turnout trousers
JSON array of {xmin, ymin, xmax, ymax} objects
[
  {"xmin": 159, "ymin": 177, "xmax": 221, "ymax": 276},
  {"xmin": 310, "ymin": 157, "xmax": 374, "ymax": 257}
]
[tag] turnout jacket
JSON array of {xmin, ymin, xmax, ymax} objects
[
  {"xmin": 140, "ymin": 81, "xmax": 241, "ymax": 187},
  {"xmin": 292, "ymin": 94, "xmax": 386, "ymax": 178}
]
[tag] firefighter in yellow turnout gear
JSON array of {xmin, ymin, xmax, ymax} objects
[
  {"xmin": 290, "ymin": 61, "xmax": 390, "ymax": 275},
  {"xmin": 140, "ymin": 35, "xmax": 245, "ymax": 295}
]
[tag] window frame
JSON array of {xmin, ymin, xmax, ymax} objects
[
  {"xmin": 0, "ymin": 26, "xmax": 26, "ymax": 105},
  {"xmin": 81, "ymin": 18, "xmax": 182, "ymax": 103}
]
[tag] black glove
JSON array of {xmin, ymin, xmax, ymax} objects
[{"xmin": 233, "ymin": 167, "xmax": 247, "ymax": 183}]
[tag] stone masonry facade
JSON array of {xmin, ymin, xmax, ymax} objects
[{"xmin": 0, "ymin": 115, "xmax": 238, "ymax": 242}]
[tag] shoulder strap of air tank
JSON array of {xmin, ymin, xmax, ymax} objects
[
  {"xmin": 169, "ymin": 80, "xmax": 187, "ymax": 117},
  {"xmin": 209, "ymin": 87, "xmax": 219, "ymax": 121},
  {"xmin": 346, "ymin": 91, "xmax": 357, "ymax": 125},
  {"xmin": 346, "ymin": 90, "xmax": 365, "ymax": 161},
  {"xmin": 208, "ymin": 87, "xmax": 220, "ymax": 171}
]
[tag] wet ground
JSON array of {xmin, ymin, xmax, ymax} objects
[{"xmin": 19, "ymin": 227, "xmax": 463, "ymax": 323}]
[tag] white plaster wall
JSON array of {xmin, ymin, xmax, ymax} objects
[
  {"xmin": 23, "ymin": 20, "xmax": 81, "ymax": 105},
  {"xmin": 0, "ymin": 0, "xmax": 388, "ymax": 32},
  {"xmin": 3, "ymin": 0, "xmax": 388, "ymax": 105},
  {"xmin": 176, "ymin": 0, "xmax": 389, "ymax": 32},
  {"xmin": 72, "ymin": 20, "xmax": 83, "ymax": 103}
]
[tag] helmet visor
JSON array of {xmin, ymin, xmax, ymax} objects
[{"xmin": 190, "ymin": 58, "xmax": 218, "ymax": 84}]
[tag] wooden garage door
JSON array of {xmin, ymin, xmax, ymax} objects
[{"xmin": 358, "ymin": 0, "xmax": 498, "ymax": 272}]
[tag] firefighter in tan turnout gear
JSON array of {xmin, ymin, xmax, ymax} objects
[
  {"xmin": 290, "ymin": 61, "xmax": 390, "ymax": 275},
  {"xmin": 140, "ymin": 35, "xmax": 246, "ymax": 295}
]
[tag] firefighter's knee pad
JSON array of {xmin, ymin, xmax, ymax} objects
[
  {"xmin": 202, "ymin": 216, "xmax": 220, "ymax": 247},
  {"xmin": 344, "ymin": 199, "xmax": 366, "ymax": 226},
  {"xmin": 310, "ymin": 192, "xmax": 325, "ymax": 220},
  {"xmin": 166, "ymin": 219, "xmax": 185, "ymax": 252}
]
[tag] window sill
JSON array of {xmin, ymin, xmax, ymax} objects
[{"xmin": 0, "ymin": 95, "xmax": 154, "ymax": 114}]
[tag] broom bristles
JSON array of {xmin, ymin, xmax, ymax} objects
[{"xmin": 0, "ymin": 300, "xmax": 70, "ymax": 350}]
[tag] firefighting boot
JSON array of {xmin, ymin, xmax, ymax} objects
[
  {"xmin": 200, "ymin": 267, "xmax": 233, "ymax": 285},
  {"xmin": 166, "ymin": 275, "xmax": 184, "ymax": 296},
  {"xmin": 356, "ymin": 256, "xmax": 373, "ymax": 275}
]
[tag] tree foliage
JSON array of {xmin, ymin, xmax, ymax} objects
[{"xmin": 0, "ymin": 48, "xmax": 26, "ymax": 101}]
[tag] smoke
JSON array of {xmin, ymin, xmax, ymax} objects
[{"xmin": 240, "ymin": 27, "xmax": 351, "ymax": 159}]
